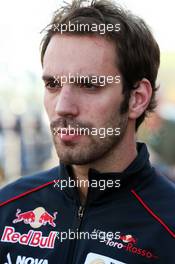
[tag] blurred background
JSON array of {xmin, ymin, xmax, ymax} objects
[{"xmin": 0, "ymin": 0, "xmax": 175, "ymax": 186}]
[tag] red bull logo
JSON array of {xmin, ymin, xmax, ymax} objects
[
  {"xmin": 13, "ymin": 207, "xmax": 57, "ymax": 229},
  {"xmin": 1, "ymin": 226, "xmax": 57, "ymax": 249}
]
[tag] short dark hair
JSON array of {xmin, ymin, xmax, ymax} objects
[{"xmin": 40, "ymin": 0, "xmax": 160, "ymax": 130}]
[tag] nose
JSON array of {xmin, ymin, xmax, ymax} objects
[{"xmin": 55, "ymin": 84, "xmax": 79, "ymax": 117}]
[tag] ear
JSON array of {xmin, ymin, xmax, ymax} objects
[{"xmin": 128, "ymin": 78, "xmax": 152, "ymax": 120}]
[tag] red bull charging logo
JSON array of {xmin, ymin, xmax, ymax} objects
[{"xmin": 13, "ymin": 207, "xmax": 57, "ymax": 229}]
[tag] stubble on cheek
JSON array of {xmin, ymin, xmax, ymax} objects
[
  {"xmin": 49, "ymin": 101, "xmax": 128, "ymax": 165},
  {"xmin": 52, "ymin": 133, "xmax": 96, "ymax": 164},
  {"xmin": 51, "ymin": 117, "xmax": 127, "ymax": 165}
]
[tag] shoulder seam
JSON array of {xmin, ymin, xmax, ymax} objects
[
  {"xmin": 131, "ymin": 189, "xmax": 175, "ymax": 239},
  {"xmin": 0, "ymin": 180, "xmax": 56, "ymax": 208}
]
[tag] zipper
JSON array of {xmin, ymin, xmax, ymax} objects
[
  {"xmin": 68, "ymin": 203, "xmax": 86, "ymax": 264},
  {"xmin": 78, "ymin": 205, "xmax": 85, "ymax": 219}
]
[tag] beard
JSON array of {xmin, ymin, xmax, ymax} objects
[{"xmin": 50, "ymin": 106, "xmax": 128, "ymax": 165}]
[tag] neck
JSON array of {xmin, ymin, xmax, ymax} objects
[{"xmin": 71, "ymin": 126, "xmax": 137, "ymax": 203}]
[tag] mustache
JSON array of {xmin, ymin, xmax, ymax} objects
[{"xmin": 50, "ymin": 118, "xmax": 92, "ymax": 133}]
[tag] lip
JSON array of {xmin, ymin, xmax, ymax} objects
[{"xmin": 57, "ymin": 133, "xmax": 83, "ymax": 142}]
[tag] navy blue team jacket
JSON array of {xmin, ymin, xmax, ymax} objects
[{"xmin": 0, "ymin": 143, "xmax": 175, "ymax": 264}]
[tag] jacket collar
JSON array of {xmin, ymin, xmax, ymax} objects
[{"xmin": 59, "ymin": 142, "xmax": 153, "ymax": 204}]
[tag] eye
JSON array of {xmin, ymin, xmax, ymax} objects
[
  {"xmin": 83, "ymin": 82, "xmax": 95, "ymax": 89},
  {"xmin": 45, "ymin": 80, "xmax": 61, "ymax": 92},
  {"xmin": 79, "ymin": 81, "xmax": 99, "ymax": 90}
]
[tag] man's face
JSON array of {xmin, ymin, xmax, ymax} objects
[{"xmin": 42, "ymin": 34, "xmax": 129, "ymax": 165}]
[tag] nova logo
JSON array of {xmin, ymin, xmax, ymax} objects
[{"xmin": 5, "ymin": 253, "xmax": 48, "ymax": 264}]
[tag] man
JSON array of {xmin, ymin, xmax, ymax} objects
[{"xmin": 0, "ymin": 1, "xmax": 175, "ymax": 263}]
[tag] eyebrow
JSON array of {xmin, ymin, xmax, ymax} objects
[{"xmin": 42, "ymin": 75, "xmax": 55, "ymax": 81}]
